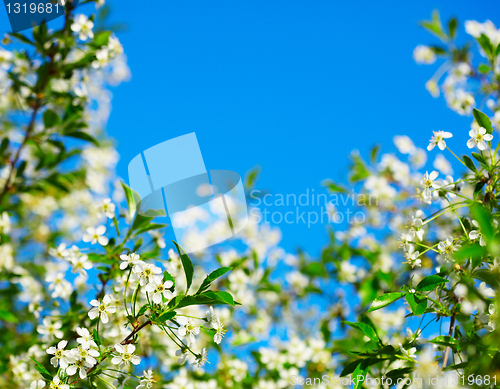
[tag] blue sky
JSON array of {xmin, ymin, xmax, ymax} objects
[
  {"xmin": 104, "ymin": 0, "xmax": 500, "ymax": 256},
  {"xmin": 3, "ymin": 0, "xmax": 499, "ymax": 256}
]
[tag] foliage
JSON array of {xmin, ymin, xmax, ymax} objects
[{"xmin": 2, "ymin": 4, "xmax": 500, "ymax": 389}]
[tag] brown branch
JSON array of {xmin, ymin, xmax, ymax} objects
[{"xmin": 442, "ymin": 313, "xmax": 456, "ymax": 369}]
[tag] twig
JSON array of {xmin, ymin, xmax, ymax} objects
[{"xmin": 442, "ymin": 313, "xmax": 456, "ymax": 369}]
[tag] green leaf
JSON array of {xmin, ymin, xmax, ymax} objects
[
  {"xmin": 131, "ymin": 214, "xmax": 154, "ymax": 232},
  {"xmin": 173, "ymin": 291, "xmax": 238, "ymax": 309},
  {"xmin": 370, "ymin": 144, "xmax": 380, "ymax": 163},
  {"xmin": 462, "ymin": 155, "xmax": 477, "ymax": 173},
  {"xmin": 203, "ymin": 290, "xmax": 237, "ymax": 305},
  {"xmin": 93, "ymin": 329, "xmax": 101, "ymax": 346},
  {"xmin": 64, "ymin": 131, "xmax": 99, "ymax": 146},
  {"xmin": 428, "ymin": 335, "xmax": 460, "ymax": 350},
  {"xmin": 385, "ymin": 367, "xmax": 414, "ymax": 378},
  {"xmin": 196, "ymin": 267, "xmax": 232, "ymax": 294},
  {"xmin": 0, "ymin": 138, "xmax": 9, "ymax": 155},
  {"xmin": 322, "ymin": 180, "xmax": 349, "ymax": 194},
  {"xmin": 430, "ymin": 45, "xmax": 447, "ymax": 55},
  {"xmin": 137, "ymin": 304, "xmax": 150, "ymax": 317},
  {"xmin": 443, "ymin": 361, "xmax": 469, "ymax": 371},
  {"xmin": 29, "ymin": 357, "xmax": 52, "ymax": 381},
  {"xmin": 367, "ymin": 292, "xmax": 406, "ymax": 312},
  {"xmin": 93, "ymin": 31, "xmax": 111, "ymax": 46},
  {"xmin": 157, "ymin": 311, "xmax": 176, "ymax": 323},
  {"xmin": 302, "ymin": 262, "xmax": 327, "ymax": 277},
  {"xmin": 244, "ymin": 167, "xmax": 260, "ymax": 189},
  {"xmin": 43, "ymin": 109, "xmax": 60, "ymax": 128},
  {"xmin": 133, "ymin": 223, "xmax": 166, "ymax": 237},
  {"xmin": 352, "ymin": 359, "xmax": 370, "ymax": 389},
  {"xmin": 120, "ymin": 182, "xmax": 137, "ymax": 218},
  {"xmin": 349, "ymin": 153, "xmax": 371, "ymax": 183},
  {"xmin": 416, "ymin": 275, "xmax": 449, "ymax": 292},
  {"xmin": 471, "ymin": 205, "xmax": 495, "ymax": 240},
  {"xmin": 419, "ymin": 10, "xmax": 447, "ymax": 40},
  {"xmin": 454, "ymin": 244, "xmax": 484, "ymax": 261},
  {"xmin": 478, "ymin": 64, "xmax": 491, "ymax": 74},
  {"xmin": 0, "ymin": 310, "xmax": 18, "ymax": 323},
  {"xmin": 173, "ymin": 241, "xmax": 194, "ymax": 294},
  {"xmin": 405, "ymin": 293, "xmax": 427, "ymax": 316},
  {"xmin": 9, "ymin": 32, "xmax": 34, "ymax": 45},
  {"xmin": 448, "ymin": 17, "xmax": 457, "ymax": 39},
  {"xmin": 471, "ymin": 152, "xmax": 488, "ymax": 168},
  {"xmin": 477, "ymin": 34, "xmax": 494, "ymax": 59},
  {"xmin": 342, "ymin": 321, "xmax": 379, "ymax": 342},
  {"xmin": 340, "ymin": 359, "xmax": 376, "ymax": 389},
  {"xmin": 473, "ymin": 108, "xmax": 493, "ymax": 135},
  {"xmin": 340, "ymin": 358, "xmax": 365, "ymax": 377}
]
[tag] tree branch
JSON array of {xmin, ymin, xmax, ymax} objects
[{"xmin": 442, "ymin": 313, "xmax": 455, "ymax": 369}]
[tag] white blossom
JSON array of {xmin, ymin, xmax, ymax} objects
[
  {"xmin": 30, "ymin": 380, "xmax": 45, "ymax": 389},
  {"xmin": 407, "ymin": 210, "xmax": 425, "ymax": 241},
  {"xmin": 111, "ymin": 344, "xmax": 141, "ymax": 368},
  {"xmin": 97, "ymin": 198, "xmax": 115, "ymax": 218},
  {"xmin": 399, "ymin": 343, "xmax": 417, "ymax": 359},
  {"xmin": 119, "ymin": 252, "xmax": 140, "ymax": 270},
  {"xmin": 88, "ymin": 294, "xmax": 116, "ymax": 323},
  {"xmin": 193, "ymin": 348, "xmax": 208, "ymax": 368},
  {"xmin": 177, "ymin": 317, "xmax": 200, "ymax": 344},
  {"xmin": 82, "ymin": 225, "xmax": 109, "ymax": 246},
  {"xmin": 48, "ymin": 376, "xmax": 69, "ymax": 389},
  {"xmin": 413, "ymin": 45, "xmax": 436, "ymax": 64},
  {"xmin": 427, "ymin": 131, "xmax": 452, "ymax": 151},
  {"xmin": 438, "ymin": 237, "xmax": 461, "ymax": 261},
  {"xmin": 420, "ymin": 171, "xmax": 440, "ymax": 199},
  {"xmin": 71, "ymin": 14, "xmax": 94, "ymax": 41},
  {"xmin": 37, "ymin": 317, "xmax": 64, "ymax": 340},
  {"xmin": 145, "ymin": 278, "xmax": 174, "ymax": 304},
  {"xmin": 92, "ymin": 48, "xmax": 110, "ymax": 69},
  {"xmin": 0, "ymin": 211, "xmax": 11, "ymax": 233},
  {"xmin": 137, "ymin": 369, "xmax": 155, "ymax": 389},
  {"xmin": 132, "ymin": 261, "xmax": 162, "ymax": 286},
  {"xmin": 46, "ymin": 340, "xmax": 70, "ymax": 368},
  {"xmin": 394, "ymin": 135, "xmax": 415, "ymax": 154},
  {"xmin": 469, "ymin": 220, "xmax": 486, "ymax": 246},
  {"xmin": 425, "ymin": 79, "xmax": 440, "ymax": 98},
  {"xmin": 71, "ymin": 255, "xmax": 92, "ymax": 277},
  {"xmin": 76, "ymin": 327, "xmax": 98, "ymax": 348},
  {"xmin": 211, "ymin": 318, "xmax": 226, "ymax": 344},
  {"xmin": 404, "ymin": 244, "xmax": 421, "ymax": 268},
  {"xmin": 467, "ymin": 127, "xmax": 493, "ymax": 150}
]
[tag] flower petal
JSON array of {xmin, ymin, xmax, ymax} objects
[{"xmin": 114, "ymin": 343, "xmax": 124, "ymax": 353}]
